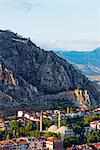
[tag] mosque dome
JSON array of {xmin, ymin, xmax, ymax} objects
[
  {"xmin": 48, "ymin": 125, "xmax": 58, "ymax": 133},
  {"xmin": 57, "ymin": 126, "xmax": 74, "ymax": 137},
  {"xmin": 57, "ymin": 126, "xmax": 68, "ymax": 134}
]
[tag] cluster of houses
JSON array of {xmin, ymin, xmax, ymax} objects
[
  {"xmin": 17, "ymin": 109, "xmax": 66, "ymax": 122},
  {"xmin": 0, "ymin": 137, "xmax": 100, "ymax": 150},
  {"xmin": 0, "ymin": 137, "xmax": 63, "ymax": 150},
  {"xmin": 17, "ymin": 108, "xmax": 100, "ymax": 138},
  {"xmin": 0, "ymin": 136, "xmax": 99, "ymax": 150},
  {"xmin": 17, "ymin": 109, "xmax": 75, "ymax": 138},
  {"xmin": 17, "ymin": 108, "xmax": 87, "ymax": 124},
  {"xmin": 0, "ymin": 107, "xmax": 99, "ymax": 133},
  {"xmin": 67, "ymin": 143, "xmax": 100, "ymax": 150},
  {"xmin": 17, "ymin": 107, "xmax": 100, "ymax": 124},
  {"xmin": 0, "ymin": 107, "xmax": 100, "ymax": 149}
]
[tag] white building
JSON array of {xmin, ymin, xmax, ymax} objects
[
  {"xmin": 17, "ymin": 111, "xmax": 23, "ymax": 118},
  {"xmin": 24, "ymin": 113, "xmax": 30, "ymax": 119},
  {"xmin": 29, "ymin": 137, "xmax": 46, "ymax": 150},
  {"xmin": 46, "ymin": 138, "xmax": 63, "ymax": 150},
  {"xmin": 90, "ymin": 121, "xmax": 100, "ymax": 130},
  {"xmin": 48, "ymin": 125, "xmax": 58, "ymax": 133},
  {"xmin": 47, "ymin": 125, "xmax": 74, "ymax": 138},
  {"xmin": 29, "ymin": 137, "xmax": 63, "ymax": 150},
  {"xmin": 57, "ymin": 126, "xmax": 74, "ymax": 138}
]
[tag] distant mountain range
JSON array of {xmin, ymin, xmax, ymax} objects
[{"xmin": 55, "ymin": 48, "xmax": 100, "ymax": 79}]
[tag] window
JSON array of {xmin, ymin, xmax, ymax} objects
[{"xmin": 43, "ymin": 142, "xmax": 46, "ymax": 147}]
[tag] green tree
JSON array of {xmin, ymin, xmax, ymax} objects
[
  {"xmin": 10, "ymin": 122, "xmax": 19, "ymax": 131},
  {"xmin": 84, "ymin": 116, "xmax": 90, "ymax": 124},
  {"xmin": 43, "ymin": 118, "xmax": 54, "ymax": 129},
  {"xmin": 61, "ymin": 120, "xmax": 68, "ymax": 126},
  {"xmin": 64, "ymin": 136, "xmax": 80, "ymax": 149},
  {"xmin": 87, "ymin": 130, "xmax": 100, "ymax": 144},
  {"xmin": 72, "ymin": 125, "xmax": 81, "ymax": 135},
  {"xmin": 45, "ymin": 132, "xmax": 61, "ymax": 139},
  {"xmin": 26, "ymin": 121, "xmax": 34, "ymax": 131},
  {"xmin": 63, "ymin": 136, "xmax": 73, "ymax": 148},
  {"xmin": 30, "ymin": 130, "xmax": 41, "ymax": 138}
]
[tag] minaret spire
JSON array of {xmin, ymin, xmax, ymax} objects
[
  {"xmin": 58, "ymin": 110, "xmax": 61, "ymax": 128},
  {"xmin": 40, "ymin": 111, "xmax": 43, "ymax": 132}
]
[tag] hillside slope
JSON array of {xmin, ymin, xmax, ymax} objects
[
  {"xmin": 0, "ymin": 30, "xmax": 99, "ymax": 114},
  {"xmin": 56, "ymin": 48, "xmax": 100, "ymax": 76}
]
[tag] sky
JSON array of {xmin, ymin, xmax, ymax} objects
[{"xmin": 0, "ymin": 0, "xmax": 100, "ymax": 51}]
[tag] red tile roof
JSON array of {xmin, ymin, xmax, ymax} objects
[{"xmin": 94, "ymin": 143, "xmax": 100, "ymax": 148}]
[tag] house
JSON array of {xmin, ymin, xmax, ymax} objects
[
  {"xmin": 30, "ymin": 115, "xmax": 34, "ymax": 121},
  {"xmin": 0, "ymin": 138, "xmax": 29, "ymax": 150},
  {"xmin": 29, "ymin": 137, "xmax": 47, "ymax": 150},
  {"xmin": 16, "ymin": 138, "xmax": 30, "ymax": 150},
  {"xmin": 0, "ymin": 138, "xmax": 30, "ymax": 150},
  {"xmin": 88, "ymin": 143, "xmax": 100, "ymax": 150},
  {"xmin": 29, "ymin": 137, "xmax": 63, "ymax": 150},
  {"xmin": 46, "ymin": 138, "xmax": 63, "ymax": 150},
  {"xmin": 0, "ymin": 137, "xmax": 63, "ymax": 150},
  {"xmin": 0, "ymin": 118, "xmax": 5, "ymax": 131},
  {"xmin": 17, "ymin": 110, "xmax": 23, "ymax": 118},
  {"xmin": 90, "ymin": 120, "xmax": 100, "ymax": 130},
  {"xmin": 0, "ymin": 140, "xmax": 17, "ymax": 149},
  {"xmin": 67, "ymin": 144, "xmax": 93, "ymax": 150},
  {"xmin": 94, "ymin": 143, "xmax": 100, "ymax": 150},
  {"xmin": 93, "ymin": 107, "xmax": 100, "ymax": 115},
  {"xmin": 24, "ymin": 113, "xmax": 30, "ymax": 119}
]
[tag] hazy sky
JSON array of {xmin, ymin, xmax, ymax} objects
[{"xmin": 0, "ymin": 0, "xmax": 100, "ymax": 51}]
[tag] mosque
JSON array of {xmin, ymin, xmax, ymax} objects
[
  {"xmin": 47, "ymin": 125, "xmax": 74, "ymax": 138},
  {"xmin": 40, "ymin": 110, "xmax": 74, "ymax": 138}
]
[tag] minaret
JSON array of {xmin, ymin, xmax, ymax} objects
[
  {"xmin": 67, "ymin": 107, "xmax": 70, "ymax": 115},
  {"xmin": 58, "ymin": 110, "xmax": 61, "ymax": 128},
  {"xmin": 40, "ymin": 111, "xmax": 43, "ymax": 132}
]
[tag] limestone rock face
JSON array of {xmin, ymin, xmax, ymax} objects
[
  {"xmin": 74, "ymin": 89, "xmax": 91, "ymax": 106},
  {"xmin": 0, "ymin": 30, "xmax": 99, "ymax": 113},
  {"xmin": 0, "ymin": 62, "xmax": 16, "ymax": 86},
  {"xmin": 0, "ymin": 53, "xmax": 38, "ymax": 111}
]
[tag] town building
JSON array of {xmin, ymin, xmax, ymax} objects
[
  {"xmin": 47, "ymin": 125, "xmax": 74, "ymax": 138},
  {"xmin": 0, "ymin": 140, "xmax": 17, "ymax": 149},
  {"xmin": 57, "ymin": 126, "xmax": 74, "ymax": 138},
  {"xmin": 29, "ymin": 137, "xmax": 63, "ymax": 150},
  {"xmin": 0, "ymin": 137, "xmax": 63, "ymax": 150},
  {"xmin": 0, "ymin": 138, "xmax": 29, "ymax": 150},
  {"xmin": 67, "ymin": 143, "xmax": 100, "ymax": 150},
  {"xmin": 29, "ymin": 137, "xmax": 46, "ymax": 150},
  {"xmin": 0, "ymin": 118, "xmax": 5, "ymax": 131},
  {"xmin": 90, "ymin": 120, "xmax": 100, "ymax": 130},
  {"xmin": 46, "ymin": 138, "xmax": 63, "ymax": 150},
  {"xmin": 48, "ymin": 125, "xmax": 58, "ymax": 133}
]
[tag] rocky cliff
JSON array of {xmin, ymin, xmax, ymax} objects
[{"xmin": 0, "ymin": 30, "xmax": 99, "ymax": 114}]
